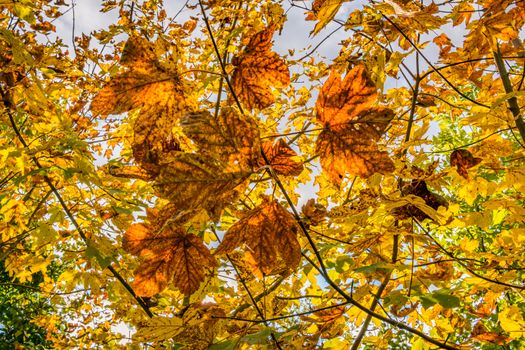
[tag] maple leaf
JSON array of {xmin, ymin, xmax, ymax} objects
[
  {"xmin": 450, "ymin": 149, "xmax": 481, "ymax": 179},
  {"xmin": 181, "ymin": 108, "xmax": 261, "ymax": 172},
  {"xmin": 90, "ymin": 36, "xmax": 196, "ymax": 174},
  {"xmin": 231, "ymin": 25, "xmax": 290, "ymax": 110},
  {"xmin": 123, "ymin": 218, "xmax": 216, "ymax": 297},
  {"xmin": 173, "ymin": 303, "xmax": 226, "ymax": 349},
  {"xmin": 315, "ymin": 64, "xmax": 379, "ymax": 128},
  {"xmin": 256, "ymin": 138, "xmax": 304, "ymax": 176},
  {"xmin": 154, "ymin": 152, "xmax": 250, "ymax": 220},
  {"xmin": 215, "ymin": 198, "xmax": 301, "ymax": 276},
  {"xmin": 471, "ymin": 322, "xmax": 510, "ymax": 345},
  {"xmin": 90, "ymin": 36, "xmax": 190, "ymax": 117},
  {"xmin": 315, "ymin": 65, "xmax": 395, "ymax": 183},
  {"xmin": 316, "ymin": 108, "xmax": 395, "ymax": 183},
  {"xmin": 300, "ymin": 305, "xmax": 345, "ymax": 323}
]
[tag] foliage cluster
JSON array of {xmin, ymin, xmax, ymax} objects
[{"xmin": 1, "ymin": 0, "xmax": 525, "ymax": 349}]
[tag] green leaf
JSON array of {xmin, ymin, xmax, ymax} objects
[
  {"xmin": 240, "ymin": 328, "xmax": 273, "ymax": 345},
  {"xmin": 208, "ymin": 339, "xmax": 238, "ymax": 350},
  {"xmin": 431, "ymin": 291, "xmax": 460, "ymax": 308},
  {"xmin": 353, "ymin": 262, "xmax": 393, "ymax": 275},
  {"xmin": 85, "ymin": 241, "xmax": 113, "ymax": 269},
  {"xmin": 420, "ymin": 290, "xmax": 460, "ymax": 309}
]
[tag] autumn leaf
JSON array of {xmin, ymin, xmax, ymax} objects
[
  {"xmin": 300, "ymin": 305, "xmax": 345, "ymax": 323},
  {"xmin": 450, "ymin": 149, "xmax": 481, "ymax": 179},
  {"xmin": 231, "ymin": 25, "xmax": 290, "ymax": 110},
  {"xmin": 134, "ymin": 317, "xmax": 184, "ymax": 342},
  {"xmin": 314, "ymin": 65, "xmax": 394, "ymax": 183},
  {"xmin": 123, "ymin": 217, "xmax": 216, "ymax": 296},
  {"xmin": 181, "ymin": 108, "xmax": 261, "ymax": 172},
  {"xmin": 90, "ymin": 36, "xmax": 192, "ymax": 117},
  {"xmin": 257, "ymin": 138, "xmax": 303, "ymax": 176},
  {"xmin": 172, "ymin": 303, "xmax": 226, "ymax": 349},
  {"xmin": 90, "ymin": 36, "xmax": 196, "ymax": 174},
  {"xmin": 135, "ymin": 303, "xmax": 225, "ymax": 347},
  {"xmin": 154, "ymin": 152, "xmax": 250, "ymax": 220},
  {"xmin": 471, "ymin": 322, "xmax": 510, "ymax": 345},
  {"xmin": 215, "ymin": 197, "xmax": 301, "ymax": 276},
  {"xmin": 310, "ymin": 0, "xmax": 346, "ymax": 35},
  {"xmin": 316, "ymin": 108, "xmax": 395, "ymax": 184},
  {"xmin": 315, "ymin": 65, "xmax": 379, "ymax": 128},
  {"xmin": 301, "ymin": 198, "xmax": 327, "ymax": 226}
]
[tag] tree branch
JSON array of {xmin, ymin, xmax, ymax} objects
[
  {"xmin": 1, "ymin": 86, "xmax": 153, "ymax": 318},
  {"xmin": 492, "ymin": 43, "xmax": 525, "ymax": 144}
]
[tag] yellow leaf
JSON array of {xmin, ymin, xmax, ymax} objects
[
  {"xmin": 312, "ymin": 0, "xmax": 346, "ymax": 35},
  {"xmin": 134, "ymin": 317, "xmax": 184, "ymax": 342},
  {"xmin": 499, "ymin": 305, "xmax": 525, "ymax": 339}
]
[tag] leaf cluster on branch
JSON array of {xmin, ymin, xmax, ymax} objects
[{"xmin": 1, "ymin": 0, "xmax": 525, "ymax": 349}]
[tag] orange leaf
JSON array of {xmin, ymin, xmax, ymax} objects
[
  {"xmin": 181, "ymin": 108, "xmax": 261, "ymax": 172},
  {"xmin": 300, "ymin": 305, "xmax": 346, "ymax": 323},
  {"xmin": 123, "ymin": 218, "xmax": 216, "ymax": 296},
  {"xmin": 472, "ymin": 322, "xmax": 510, "ymax": 345},
  {"xmin": 450, "ymin": 149, "xmax": 481, "ymax": 179},
  {"xmin": 231, "ymin": 26, "xmax": 290, "ymax": 110},
  {"xmin": 90, "ymin": 36, "xmax": 196, "ymax": 175},
  {"xmin": 215, "ymin": 197, "xmax": 301, "ymax": 276},
  {"xmin": 257, "ymin": 139, "xmax": 303, "ymax": 176},
  {"xmin": 90, "ymin": 36, "xmax": 191, "ymax": 116},
  {"xmin": 315, "ymin": 65, "xmax": 378, "ymax": 128},
  {"xmin": 316, "ymin": 108, "xmax": 395, "ymax": 184}
]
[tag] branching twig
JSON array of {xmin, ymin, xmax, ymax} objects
[{"xmin": 1, "ymin": 86, "xmax": 153, "ymax": 318}]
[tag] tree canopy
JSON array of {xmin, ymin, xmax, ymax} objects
[{"xmin": 1, "ymin": 0, "xmax": 525, "ymax": 349}]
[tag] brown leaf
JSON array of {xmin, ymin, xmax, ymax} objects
[
  {"xmin": 472, "ymin": 322, "xmax": 510, "ymax": 345},
  {"xmin": 215, "ymin": 197, "xmax": 301, "ymax": 276},
  {"xmin": 181, "ymin": 108, "xmax": 261, "ymax": 172},
  {"xmin": 132, "ymin": 254, "xmax": 174, "ymax": 297},
  {"xmin": 393, "ymin": 180, "xmax": 448, "ymax": 221},
  {"xmin": 231, "ymin": 26, "xmax": 290, "ymax": 110},
  {"xmin": 450, "ymin": 149, "xmax": 481, "ymax": 179},
  {"xmin": 315, "ymin": 65, "xmax": 378, "ymax": 128},
  {"xmin": 123, "ymin": 219, "xmax": 216, "ymax": 296},
  {"xmin": 154, "ymin": 152, "xmax": 250, "ymax": 220},
  {"xmin": 301, "ymin": 199, "xmax": 327, "ymax": 226},
  {"xmin": 257, "ymin": 139, "xmax": 304, "ymax": 176},
  {"xmin": 315, "ymin": 65, "xmax": 394, "ymax": 183},
  {"xmin": 316, "ymin": 108, "xmax": 395, "ymax": 184}
]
